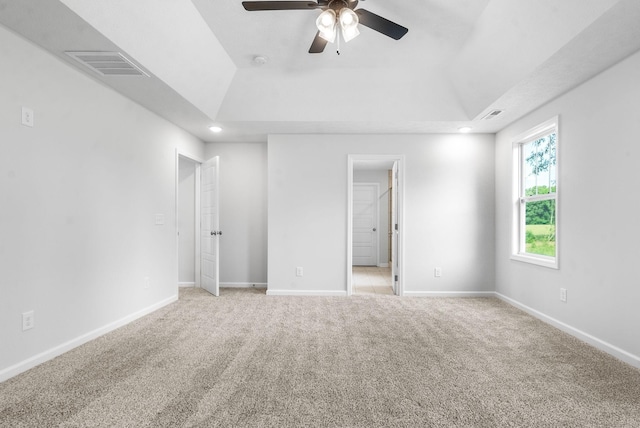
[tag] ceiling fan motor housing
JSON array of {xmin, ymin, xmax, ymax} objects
[{"xmin": 328, "ymin": 0, "xmax": 358, "ymax": 11}]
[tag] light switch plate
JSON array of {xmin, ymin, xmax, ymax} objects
[{"xmin": 22, "ymin": 107, "xmax": 34, "ymax": 127}]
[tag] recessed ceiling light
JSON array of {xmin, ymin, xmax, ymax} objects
[
  {"xmin": 209, "ymin": 126, "xmax": 222, "ymax": 133},
  {"xmin": 458, "ymin": 126, "xmax": 472, "ymax": 133},
  {"xmin": 253, "ymin": 55, "xmax": 268, "ymax": 65}
]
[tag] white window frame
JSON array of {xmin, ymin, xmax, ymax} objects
[{"xmin": 511, "ymin": 116, "xmax": 559, "ymax": 269}]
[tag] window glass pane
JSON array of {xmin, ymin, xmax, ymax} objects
[
  {"xmin": 523, "ymin": 133, "xmax": 556, "ymax": 196},
  {"xmin": 525, "ymin": 199, "xmax": 556, "ymax": 257}
]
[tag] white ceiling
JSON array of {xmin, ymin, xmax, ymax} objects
[{"xmin": 2, "ymin": 0, "xmax": 640, "ymax": 143}]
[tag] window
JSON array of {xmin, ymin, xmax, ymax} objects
[{"xmin": 512, "ymin": 117, "xmax": 558, "ymax": 268}]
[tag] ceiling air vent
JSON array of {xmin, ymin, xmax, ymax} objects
[
  {"xmin": 65, "ymin": 51, "xmax": 148, "ymax": 77},
  {"xmin": 481, "ymin": 109, "xmax": 504, "ymax": 120}
]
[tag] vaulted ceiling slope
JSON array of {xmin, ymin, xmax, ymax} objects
[{"xmin": 2, "ymin": 0, "xmax": 640, "ymax": 142}]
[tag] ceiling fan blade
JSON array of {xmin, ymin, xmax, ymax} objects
[
  {"xmin": 242, "ymin": 1, "xmax": 320, "ymax": 11},
  {"xmin": 309, "ymin": 31, "xmax": 328, "ymax": 53},
  {"xmin": 355, "ymin": 9, "xmax": 408, "ymax": 40}
]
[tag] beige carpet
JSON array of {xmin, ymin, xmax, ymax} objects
[{"xmin": 1, "ymin": 288, "xmax": 639, "ymax": 427}]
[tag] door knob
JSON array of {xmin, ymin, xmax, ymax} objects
[
  {"xmin": 373, "ymin": 228, "xmax": 377, "ymax": 232},
  {"xmin": 218, "ymin": 231, "xmax": 223, "ymax": 236},
  {"xmin": 210, "ymin": 231, "xmax": 215, "ymax": 236}
]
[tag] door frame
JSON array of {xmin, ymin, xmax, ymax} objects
[
  {"xmin": 347, "ymin": 154, "xmax": 405, "ymax": 296},
  {"xmin": 352, "ymin": 182, "xmax": 380, "ymax": 267},
  {"xmin": 175, "ymin": 150, "xmax": 203, "ymax": 290}
]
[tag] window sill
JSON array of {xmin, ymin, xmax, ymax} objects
[{"xmin": 511, "ymin": 253, "xmax": 558, "ymax": 269}]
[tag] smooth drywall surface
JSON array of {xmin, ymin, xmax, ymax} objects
[
  {"xmin": 217, "ymin": 67, "xmax": 468, "ymax": 123},
  {"xmin": 354, "ymin": 169, "xmax": 390, "ymax": 266},
  {"xmin": 0, "ymin": 25, "xmax": 204, "ymax": 378},
  {"xmin": 205, "ymin": 142, "xmax": 267, "ymax": 285},
  {"xmin": 178, "ymin": 157, "xmax": 196, "ymax": 284},
  {"xmin": 495, "ymin": 49, "xmax": 640, "ymax": 363},
  {"xmin": 61, "ymin": 0, "xmax": 236, "ymax": 120},
  {"xmin": 268, "ymin": 134, "xmax": 495, "ymax": 294},
  {"xmin": 450, "ymin": 0, "xmax": 619, "ymax": 118}
]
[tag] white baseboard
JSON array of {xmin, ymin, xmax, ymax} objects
[
  {"xmin": 0, "ymin": 294, "xmax": 178, "ymax": 383},
  {"xmin": 403, "ymin": 291, "xmax": 496, "ymax": 297},
  {"xmin": 178, "ymin": 282, "xmax": 195, "ymax": 288},
  {"xmin": 266, "ymin": 289, "xmax": 347, "ymax": 297},
  {"xmin": 378, "ymin": 263, "xmax": 389, "ymax": 268},
  {"xmin": 221, "ymin": 282, "xmax": 267, "ymax": 289},
  {"xmin": 496, "ymin": 292, "xmax": 640, "ymax": 369}
]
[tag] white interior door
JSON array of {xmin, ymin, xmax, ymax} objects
[
  {"xmin": 391, "ymin": 162, "xmax": 399, "ymax": 294},
  {"xmin": 353, "ymin": 183, "xmax": 379, "ymax": 266},
  {"xmin": 201, "ymin": 156, "xmax": 220, "ymax": 296}
]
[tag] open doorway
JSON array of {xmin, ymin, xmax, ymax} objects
[
  {"xmin": 352, "ymin": 180, "xmax": 390, "ymax": 295},
  {"xmin": 176, "ymin": 152, "xmax": 221, "ymax": 296},
  {"xmin": 347, "ymin": 155, "xmax": 404, "ymax": 296},
  {"xmin": 177, "ymin": 154, "xmax": 201, "ymax": 289}
]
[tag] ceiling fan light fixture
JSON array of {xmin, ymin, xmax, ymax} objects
[
  {"xmin": 339, "ymin": 8, "xmax": 360, "ymax": 42},
  {"xmin": 316, "ymin": 9, "xmax": 337, "ymax": 42},
  {"xmin": 341, "ymin": 25, "xmax": 360, "ymax": 42},
  {"xmin": 339, "ymin": 8, "xmax": 357, "ymax": 26},
  {"xmin": 319, "ymin": 28, "xmax": 337, "ymax": 43},
  {"xmin": 242, "ymin": 1, "xmax": 408, "ymax": 54}
]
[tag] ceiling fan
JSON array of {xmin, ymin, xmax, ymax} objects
[{"xmin": 242, "ymin": 0, "xmax": 408, "ymax": 54}]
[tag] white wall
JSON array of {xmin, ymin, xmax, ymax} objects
[
  {"xmin": 354, "ymin": 169, "xmax": 390, "ymax": 266},
  {"xmin": 218, "ymin": 67, "xmax": 468, "ymax": 123},
  {"xmin": 0, "ymin": 25, "xmax": 204, "ymax": 380},
  {"xmin": 204, "ymin": 142, "xmax": 267, "ymax": 286},
  {"xmin": 268, "ymin": 134, "xmax": 495, "ymax": 295},
  {"xmin": 178, "ymin": 156, "xmax": 196, "ymax": 284},
  {"xmin": 495, "ymin": 49, "xmax": 640, "ymax": 366}
]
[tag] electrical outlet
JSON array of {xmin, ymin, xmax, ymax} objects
[
  {"xmin": 434, "ymin": 267, "xmax": 442, "ymax": 277},
  {"xmin": 296, "ymin": 267, "xmax": 303, "ymax": 277},
  {"xmin": 560, "ymin": 288, "xmax": 567, "ymax": 302},
  {"xmin": 21, "ymin": 107, "xmax": 34, "ymax": 127},
  {"xmin": 22, "ymin": 311, "xmax": 34, "ymax": 331},
  {"xmin": 144, "ymin": 277, "xmax": 150, "ymax": 289}
]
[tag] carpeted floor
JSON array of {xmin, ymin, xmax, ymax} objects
[{"xmin": 1, "ymin": 288, "xmax": 639, "ymax": 427}]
